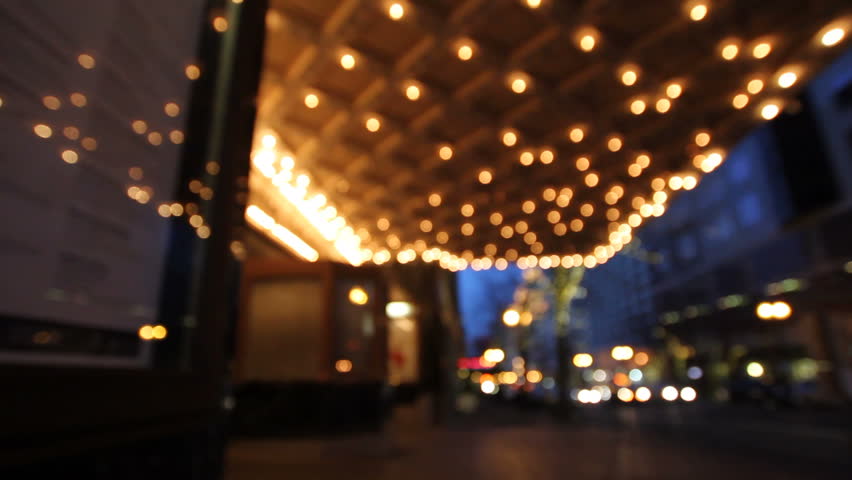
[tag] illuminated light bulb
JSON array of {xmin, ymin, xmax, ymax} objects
[
  {"xmin": 510, "ymin": 77, "xmax": 527, "ymax": 94},
  {"xmin": 461, "ymin": 203, "xmax": 475, "ymax": 217},
  {"xmin": 132, "ymin": 120, "xmax": 148, "ymax": 134},
  {"xmin": 747, "ymin": 78, "xmax": 764, "ymax": 94},
  {"xmin": 656, "ymin": 98, "xmax": 671, "ymax": 113},
  {"xmin": 519, "ymin": 151, "xmax": 534, "ymax": 166},
  {"xmin": 526, "ymin": 0, "xmax": 542, "ymax": 8},
  {"xmin": 262, "ymin": 134, "xmax": 277, "ymax": 148},
  {"xmin": 607, "ymin": 136, "xmax": 623, "ymax": 152},
  {"xmin": 621, "ymin": 69, "xmax": 638, "ymax": 86},
  {"xmin": 461, "ymin": 223, "xmax": 474, "ymax": 236},
  {"xmin": 515, "ymin": 220, "xmax": 528, "ymax": 234},
  {"xmin": 635, "ymin": 154, "xmax": 651, "ymax": 168},
  {"xmin": 61, "ymin": 149, "xmax": 78, "ymax": 164},
  {"xmin": 340, "ymin": 53, "xmax": 356, "ymax": 70},
  {"xmin": 478, "ymin": 170, "xmax": 493, "ymax": 184},
  {"xmin": 653, "ymin": 191, "xmax": 668, "ymax": 204},
  {"xmin": 732, "ymin": 93, "xmax": 749, "ymax": 109},
  {"xmin": 695, "ymin": 131, "xmax": 711, "ymax": 147},
  {"xmin": 575, "ymin": 156, "xmax": 590, "ymax": 171},
  {"xmin": 661, "ymin": 386, "xmax": 679, "ymax": 401},
  {"xmin": 668, "ymin": 176, "xmax": 684, "ymax": 190},
  {"xmin": 579, "ymin": 34, "xmax": 596, "ymax": 52},
  {"xmin": 666, "ymin": 82, "xmax": 683, "ymax": 99},
  {"xmin": 689, "ymin": 3, "xmax": 708, "ymax": 21},
  {"xmin": 304, "ymin": 93, "xmax": 319, "ymax": 108},
  {"xmin": 583, "ymin": 255, "xmax": 597, "ymax": 268},
  {"xmin": 761, "ymin": 102, "xmax": 781, "ymax": 120},
  {"xmin": 164, "ymin": 102, "xmax": 180, "ymax": 117},
  {"xmin": 777, "ymin": 71, "xmax": 797, "ymax": 88},
  {"xmin": 683, "ymin": 175, "xmax": 698, "ymax": 190},
  {"xmin": 185, "ymin": 64, "xmax": 201, "ymax": 80},
  {"xmin": 630, "ymin": 99, "xmax": 646, "ymax": 115},
  {"xmin": 405, "ymin": 83, "xmax": 421, "ymax": 101},
  {"xmin": 627, "ymin": 164, "xmax": 642, "ymax": 177},
  {"xmin": 721, "ymin": 43, "xmax": 739, "ymax": 60},
  {"xmin": 606, "ymin": 208, "xmax": 620, "ymax": 221},
  {"xmin": 543, "ymin": 188, "xmax": 557, "ymax": 201},
  {"xmin": 148, "ymin": 132, "xmax": 163, "ymax": 146},
  {"xmin": 547, "ymin": 210, "xmax": 561, "ymax": 224},
  {"xmin": 580, "ymin": 203, "xmax": 594, "ymax": 217},
  {"xmin": 212, "ymin": 16, "xmax": 228, "ymax": 32},
  {"xmin": 365, "ymin": 117, "xmax": 381, "ymax": 132},
  {"xmin": 585, "ymin": 172, "xmax": 599, "ymax": 187},
  {"xmin": 640, "ymin": 204, "xmax": 654, "ymax": 217},
  {"xmin": 43, "ymin": 96, "xmax": 61, "ymax": 110},
  {"xmin": 436, "ymin": 231, "xmax": 449, "ymax": 244},
  {"xmin": 693, "ymin": 154, "xmax": 706, "ymax": 168},
  {"xmin": 553, "ymin": 223, "xmax": 567, "ymax": 236},
  {"xmin": 522, "ymin": 200, "xmax": 536, "ymax": 214},
  {"xmin": 502, "ymin": 130, "xmax": 518, "ymax": 147},
  {"xmin": 570, "ymin": 219, "xmax": 584, "ymax": 232},
  {"xmin": 428, "ymin": 193, "xmax": 442, "ymax": 207},
  {"xmin": 33, "ymin": 124, "xmax": 52, "ymax": 138},
  {"xmin": 420, "ymin": 219, "xmax": 433, "ymax": 233},
  {"xmin": 77, "ymin": 54, "xmax": 96, "ymax": 69},
  {"xmin": 490, "ymin": 212, "xmax": 503, "ymax": 225},
  {"xmin": 70, "ymin": 92, "xmax": 87, "ymax": 107},
  {"xmin": 495, "ymin": 258, "xmax": 508, "ymax": 270},
  {"xmin": 821, "ymin": 27, "xmax": 846, "ymax": 47},
  {"xmin": 569, "ymin": 127, "xmax": 585, "ymax": 143},
  {"xmin": 500, "ymin": 225, "xmax": 514, "ymax": 238},
  {"xmin": 556, "ymin": 194, "xmax": 571, "ymax": 208},
  {"xmin": 628, "ymin": 213, "xmax": 642, "ymax": 227},
  {"xmin": 457, "ymin": 43, "xmax": 474, "ymax": 61},
  {"xmin": 388, "ymin": 2, "xmax": 404, "ymax": 20},
  {"xmin": 604, "ymin": 192, "xmax": 618, "ymax": 205},
  {"xmin": 377, "ymin": 217, "xmax": 390, "ymax": 231},
  {"xmin": 752, "ymin": 42, "xmax": 772, "ymax": 59},
  {"xmin": 438, "ymin": 145, "xmax": 453, "ymax": 160},
  {"xmin": 170, "ymin": 130, "xmax": 185, "ymax": 144},
  {"xmin": 539, "ymin": 149, "xmax": 554, "ymax": 164},
  {"xmin": 523, "ymin": 232, "xmax": 536, "ymax": 245}
]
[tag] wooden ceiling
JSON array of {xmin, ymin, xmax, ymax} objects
[{"xmin": 256, "ymin": 0, "xmax": 850, "ymax": 266}]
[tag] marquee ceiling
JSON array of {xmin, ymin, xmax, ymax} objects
[{"xmin": 250, "ymin": 0, "xmax": 850, "ymax": 270}]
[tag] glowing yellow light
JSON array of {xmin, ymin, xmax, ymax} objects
[
  {"xmin": 666, "ymin": 82, "xmax": 683, "ymax": 99},
  {"xmin": 777, "ymin": 71, "xmax": 797, "ymax": 88},
  {"xmin": 480, "ymin": 380, "xmax": 496, "ymax": 394},
  {"xmin": 461, "ymin": 223, "xmax": 474, "ymax": 236},
  {"xmin": 132, "ymin": 120, "xmax": 148, "ymax": 134},
  {"xmin": 526, "ymin": 0, "xmax": 542, "ymax": 8},
  {"xmin": 635, "ymin": 352, "xmax": 649, "ymax": 366},
  {"xmin": 572, "ymin": 353, "xmax": 593, "ymax": 368},
  {"xmin": 821, "ymin": 27, "xmax": 846, "ymax": 47},
  {"xmin": 461, "ymin": 203, "xmax": 475, "ymax": 217},
  {"xmin": 490, "ymin": 212, "xmax": 503, "ymax": 225},
  {"xmin": 33, "ymin": 124, "xmax": 52, "ymax": 139},
  {"xmin": 689, "ymin": 3, "xmax": 708, "ymax": 21},
  {"xmin": 61, "ymin": 149, "xmax": 78, "ymax": 164},
  {"xmin": 522, "ymin": 200, "xmax": 536, "ymax": 214},
  {"xmin": 721, "ymin": 43, "xmax": 739, "ymax": 60},
  {"xmin": 515, "ymin": 220, "xmax": 528, "ymax": 233},
  {"xmin": 436, "ymin": 231, "xmax": 449, "ymax": 244},
  {"xmin": 761, "ymin": 102, "xmax": 781, "ymax": 120},
  {"xmin": 377, "ymin": 217, "xmax": 390, "ymax": 231},
  {"xmin": 682, "ymin": 175, "xmax": 698, "ymax": 190},
  {"xmin": 553, "ymin": 223, "xmax": 567, "ymax": 236},
  {"xmin": 510, "ymin": 77, "xmax": 527, "ymax": 94},
  {"xmin": 478, "ymin": 170, "xmax": 493, "ymax": 184},
  {"xmin": 405, "ymin": 83, "xmax": 421, "ymax": 101},
  {"xmin": 365, "ymin": 117, "xmax": 381, "ymax": 132},
  {"xmin": 653, "ymin": 191, "xmax": 668, "ymax": 204},
  {"xmin": 43, "ymin": 96, "xmax": 61, "ymax": 110},
  {"xmin": 340, "ymin": 53, "xmax": 356, "ymax": 70},
  {"xmin": 304, "ymin": 93, "xmax": 319, "ymax": 108},
  {"xmin": 680, "ymin": 387, "xmax": 697, "ymax": 402},
  {"xmin": 151, "ymin": 325, "xmax": 167, "ymax": 340},
  {"xmin": 81, "ymin": 137, "xmax": 97, "ymax": 151},
  {"xmin": 747, "ymin": 78, "xmax": 764, "ymax": 94},
  {"xmin": 457, "ymin": 43, "xmax": 474, "ymax": 61},
  {"xmin": 212, "ymin": 16, "xmax": 228, "ymax": 32},
  {"xmin": 77, "ymin": 54, "xmax": 95, "ymax": 69},
  {"xmin": 607, "ymin": 136, "xmax": 623, "ymax": 152},
  {"xmin": 661, "ymin": 385, "xmax": 679, "ymax": 401},
  {"xmin": 246, "ymin": 205, "xmax": 320, "ymax": 262},
  {"xmin": 635, "ymin": 387, "xmax": 652, "ymax": 402},
  {"xmin": 336, "ymin": 359, "xmax": 353, "ymax": 373},
  {"xmin": 547, "ymin": 210, "xmax": 561, "ymax": 224},
  {"xmin": 570, "ymin": 219, "xmax": 584, "ymax": 232},
  {"xmin": 483, "ymin": 348, "xmax": 505, "ymax": 363},
  {"xmin": 617, "ymin": 388, "xmax": 634, "ymax": 402},
  {"xmin": 502, "ymin": 130, "xmax": 518, "ymax": 147},
  {"xmin": 503, "ymin": 309, "xmax": 521, "ymax": 327},
  {"xmin": 349, "ymin": 286, "xmax": 369, "ymax": 305},
  {"xmin": 139, "ymin": 325, "xmax": 154, "ymax": 340},
  {"xmin": 540, "ymin": 149, "xmax": 554, "ymax": 164},
  {"xmin": 585, "ymin": 173, "xmax": 599, "ymax": 187},
  {"xmin": 621, "ymin": 70, "xmax": 638, "ymax": 86},
  {"xmin": 148, "ymin": 132, "xmax": 162, "ymax": 146},
  {"xmin": 185, "ymin": 64, "xmax": 201, "ymax": 80},
  {"xmin": 164, "ymin": 102, "xmax": 180, "ymax": 117},
  {"xmin": 773, "ymin": 301, "xmax": 792, "ymax": 320},
  {"xmin": 695, "ymin": 131, "xmax": 711, "ymax": 147},
  {"xmin": 628, "ymin": 164, "xmax": 642, "ymax": 178},
  {"xmin": 170, "ymin": 130, "xmax": 185, "ymax": 144},
  {"xmin": 70, "ymin": 92, "xmax": 87, "ymax": 107},
  {"xmin": 656, "ymin": 98, "xmax": 671, "ymax": 113},
  {"xmin": 526, "ymin": 370, "xmax": 543, "ymax": 383},
  {"xmin": 746, "ymin": 362, "xmax": 764, "ymax": 378},
  {"xmin": 579, "ymin": 34, "xmax": 596, "ymax": 52},
  {"xmin": 753, "ymin": 42, "xmax": 772, "ymax": 59},
  {"xmin": 732, "ymin": 93, "xmax": 749, "ymax": 109},
  {"xmin": 568, "ymin": 127, "xmax": 585, "ymax": 143},
  {"xmin": 500, "ymin": 225, "xmax": 513, "ymax": 238},
  {"xmin": 519, "ymin": 151, "xmax": 534, "ymax": 166},
  {"xmin": 630, "ymin": 99, "xmax": 646, "ymax": 115},
  {"xmin": 575, "ymin": 156, "xmax": 590, "ymax": 172},
  {"xmin": 388, "ymin": 2, "xmax": 404, "ymax": 20},
  {"xmin": 419, "ymin": 219, "xmax": 433, "ymax": 233}
]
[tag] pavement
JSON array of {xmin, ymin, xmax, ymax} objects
[{"xmin": 225, "ymin": 401, "xmax": 851, "ymax": 480}]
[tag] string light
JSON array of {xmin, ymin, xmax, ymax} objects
[
  {"xmin": 388, "ymin": 3, "xmax": 405, "ymax": 20},
  {"xmin": 689, "ymin": 3, "xmax": 708, "ymax": 22},
  {"xmin": 747, "ymin": 78, "xmax": 764, "ymax": 94},
  {"xmin": 340, "ymin": 53, "xmax": 356, "ymax": 70},
  {"xmin": 304, "ymin": 93, "xmax": 319, "ymax": 108},
  {"xmin": 761, "ymin": 102, "xmax": 781, "ymax": 120},
  {"xmin": 777, "ymin": 71, "xmax": 798, "ymax": 88},
  {"xmin": 821, "ymin": 27, "xmax": 846, "ymax": 47},
  {"xmin": 752, "ymin": 42, "xmax": 772, "ymax": 59},
  {"xmin": 666, "ymin": 82, "xmax": 683, "ymax": 99},
  {"xmin": 502, "ymin": 129, "xmax": 518, "ymax": 147},
  {"xmin": 732, "ymin": 93, "xmax": 749, "ymax": 109},
  {"xmin": 656, "ymin": 98, "xmax": 671, "ymax": 113}
]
